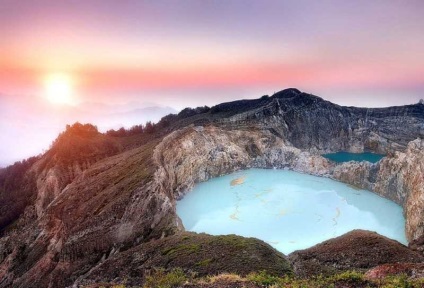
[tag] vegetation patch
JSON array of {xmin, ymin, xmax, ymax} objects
[
  {"xmin": 87, "ymin": 270, "xmax": 424, "ymax": 288},
  {"xmin": 143, "ymin": 268, "xmax": 187, "ymax": 288},
  {"xmin": 247, "ymin": 270, "xmax": 282, "ymax": 286},
  {"xmin": 83, "ymin": 232, "xmax": 293, "ymax": 285},
  {"xmin": 162, "ymin": 244, "xmax": 200, "ymax": 257},
  {"xmin": 207, "ymin": 273, "xmax": 243, "ymax": 283},
  {"xmin": 142, "ymin": 233, "xmax": 293, "ymax": 277},
  {"xmin": 196, "ymin": 258, "xmax": 213, "ymax": 267}
]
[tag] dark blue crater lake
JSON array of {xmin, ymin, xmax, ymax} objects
[
  {"xmin": 177, "ymin": 168, "xmax": 406, "ymax": 254},
  {"xmin": 323, "ymin": 152, "xmax": 385, "ymax": 163}
]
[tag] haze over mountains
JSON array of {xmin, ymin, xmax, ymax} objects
[
  {"xmin": 2, "ymin": 88, "xmax": 424, "ymax": 168},
  {"xmin": 0, "ymin": 94, "xmax": 176, "ymax": 167}
]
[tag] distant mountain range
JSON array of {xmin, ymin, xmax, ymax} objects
[
  {"xmin": 0, "ymin": 95, "xmax": 177, "ymax": 166},
  {"xmin": 106, "ymin": 106, "xmax": 178, "ymax": 129}
]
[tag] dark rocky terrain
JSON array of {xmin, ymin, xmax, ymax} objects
[
  {"xmin": 0, "ymin": 89, "xmax": 423, "ymax": 287},
  {"xmin": 289, "ymin": 230, "xmax": 424, "ymax": 277},
  {"xmin": 74, "ymin": 232, "xmax": 292, "ymax": 287}
]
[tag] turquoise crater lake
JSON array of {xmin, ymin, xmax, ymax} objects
[
  {"xmin": 177, "ymin": 168, "xmax": 407, "ymax": 254},
  {"xmin": 323, "ymin": 152, "xmax": 385, "ymax": 163}
]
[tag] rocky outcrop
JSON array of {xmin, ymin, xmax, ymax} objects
[
  {"xmin": 289, "ymin": 230, "xmax": 424, "ymax": 277},
  {"xmin": 32, "ymin": 160, "xmax": 96, "ymax": 217},
  {"xmin": 215, "ymin": 89, "xmax": 424, "ymax": 154},
  {"xmin": 153, "ymin": 125, "xmax": 332, "ymax": 201},
  {"xmin": 333, "ymin": 139, "xmax": 424, "ymax": 242},
  {"xmin": 365, "ymin": 263, "xmax": 424, "ymax": 280}
]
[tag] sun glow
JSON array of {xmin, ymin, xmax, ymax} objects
[{"xmin": 44, "ymin": 73, "xmax": 74, "ymax": 105}]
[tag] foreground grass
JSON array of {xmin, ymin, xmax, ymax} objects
[{"xmin": 92, "ymin": 269, "xmax": 424, "ymax": 288}]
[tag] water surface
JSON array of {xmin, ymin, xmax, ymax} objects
[
  {"xmin": 323, "ymin": 152, "xmax": 385, "ymax": 163},
  {"xmin": 177, "ymin": 168, "xmax": 406, "ymax": 254}
]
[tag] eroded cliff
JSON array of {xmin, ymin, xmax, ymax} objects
[
  {"xmin": 333, "ymin": 139, "xmax": 424, "ymax": 241},
  {"xmin": 152, "ymin": 125, "xmax": 331, "ymax": 202}
]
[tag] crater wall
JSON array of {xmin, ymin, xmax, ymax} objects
[{"xmin": 152, "ymin": 125, "xmax": 424, "ymax": 242}]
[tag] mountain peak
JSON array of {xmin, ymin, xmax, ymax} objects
[{"xmin": 272, "ymin": 88, "xmax": 302, "ymax": 98}]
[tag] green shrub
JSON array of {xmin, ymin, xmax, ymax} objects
[
  {"xmin": 331, "ymin": 270, "xmax": 364, "ymax": 282},
  {"xmin": 380, "ymin": 274, "xmax": 413, "ymax": 288},
  {"xmin": 143, "ymin": 268, "xmax": 187, "ymax": 288},
  {"xmin": 247, "ymin": 270, "xmax": 281, "ymax": 286},
  {"xmin": 196, "ymin": 258, "xmax": 213, "ymax": 267}
]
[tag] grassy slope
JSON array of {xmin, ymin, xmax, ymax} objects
[{"xmin": 78, "ymin": 232, "xmax": 292, "ymax": 286}]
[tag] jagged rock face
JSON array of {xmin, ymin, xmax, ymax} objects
[
  {"xmin": 220, "ymin": 89, "xmax": 424, "ymax": 154},
  {"xmin": 33, "ymin": 160, "xmax": 94, "ymax": 217},
  {"xmin": 152, "ymin": 125, "xmax": 332, "ymax": 201},
  {"xmin": 332, "ymin": 139, "xmax": 424, "ymax": 241}
]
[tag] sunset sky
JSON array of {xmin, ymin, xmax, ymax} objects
[{"xmin": 1, "ymin": 0, "xmax": 424, "ymax": 166}]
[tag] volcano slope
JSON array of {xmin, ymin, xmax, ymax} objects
[{"xmin": 0, "ymin": 89, "xmax": 423, "ymax": 287}]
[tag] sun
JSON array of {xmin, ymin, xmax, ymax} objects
[{"xmin": 44, "ymin": 73, "xmax": 74, "ymax": 105}]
